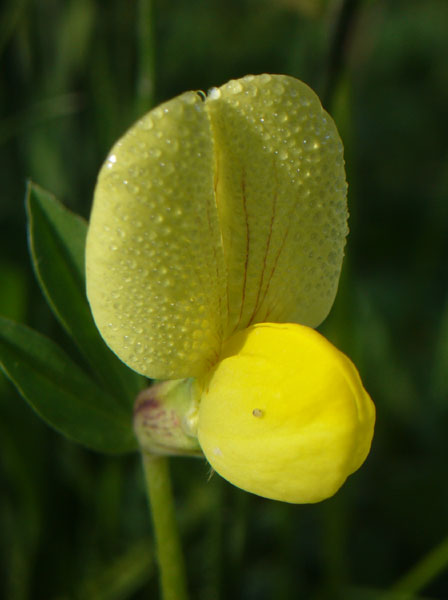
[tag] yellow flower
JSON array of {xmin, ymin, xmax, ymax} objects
[
  {"xmin": 197, "ymin": 323, "xmax": 374, "ymax": 503},
  {"xmin": 86, "ymin": 74, "xmax": 375, "ymax": 503}
]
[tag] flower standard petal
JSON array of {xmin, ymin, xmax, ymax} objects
[
  {"xmin": 86, "ymin": 92, "xmax": 226, "ymax": 380},
  {"xmin": 197, "ymin": 323, "xmax": 375, "ymax": 503},
  {"xmin": 87, "ymin": 75, "xmax": 348, "ymax": 381},
  {"xmin": 205, "ymin": 74, "xmax": 348, "ymax": 338}
]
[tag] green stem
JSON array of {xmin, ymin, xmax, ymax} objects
[
  {"xmin": 322, "ymin": 0, "xmax": 362, "ymax": 109},
  {"xmin": 136, "ymin": 0, "xmax": 156, "ymax": 115},
  {"xmin": 391, "ymin": 535, "xmax": 448, "ymax": 596},
  {"xmin": 142, "ymin": 454, "xmax": 189, "ymax": 600}
]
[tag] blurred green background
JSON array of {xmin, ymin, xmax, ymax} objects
[{"xmin": 1, "ymin": 0, "xmax": 448, "ymax": 598}]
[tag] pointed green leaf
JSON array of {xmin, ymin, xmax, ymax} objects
[
  {"xmin": 0, "ymin": 316, "xmax": 137, "ymax": 454},
  {"xmin": 26, "ymin": 182, "xmax": 143, "ymax": 407}
]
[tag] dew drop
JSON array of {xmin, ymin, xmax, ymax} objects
[
  {"xmin": 106, "ymin": 154, "xmax": 117, "ymax": 169},
  {"xmin": 272, "ymin": 82, "xmax": 285, "ymax": 95},
  {"xmin": 226, "ymin": 80, "xmax": 243, "ymax": 94},
  {"xmin": 207, "ymin": 86, "xmax": 221, "ymax": 100},
  {"xmin": 183, "ymin": 92, "xmax": 197, "ymax": 105}
]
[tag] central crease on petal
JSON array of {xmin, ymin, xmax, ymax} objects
[{"xmin": 86, "ymin": 74, "xmax": 349, "ymax": 381}]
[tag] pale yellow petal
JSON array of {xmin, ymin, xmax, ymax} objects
[
  {"xmin": 205, "ymin": 74, "xmax": 348, "ymax": 338},
  {"xmin": 197, "ymin": 323, "xmax": 375, "ymax": 503},
  {"xmin": 86, "ymin": 92, "xmax": 226, "ymax": 379},
  {"xmin": 87, "ymin": 74, "xmax": 348, "ymax": 380}
]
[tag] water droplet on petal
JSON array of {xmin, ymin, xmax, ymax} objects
[
  {"xmin": 226, "ymin": 80, "xmax": 243, "ymax": 94},
  {"xmin": 272, "ymin": 82, "xmax": 285, "ymax": 95},
  {"xmin": 208, "ymin": 87, "xmax": 221, "ymax": 100}
]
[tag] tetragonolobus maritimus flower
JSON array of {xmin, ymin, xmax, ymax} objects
[{"xmin": 86, "ymin": 73, "xmax": 375, "ymax": 503}]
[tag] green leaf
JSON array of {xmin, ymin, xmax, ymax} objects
[
  {"xmin": 0, "ymin": 316, "xmax": 137, "ymax": 454},
  {"xmin": 26, "ymin": 182, "xmax": 144, "ymax": 408}
]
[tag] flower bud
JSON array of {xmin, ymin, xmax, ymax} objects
[{"xmin": 134, "ymin": 379, "xmax": 202, "ymax": 456}]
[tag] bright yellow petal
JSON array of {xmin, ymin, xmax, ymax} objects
[
  {"xmin": 86, "ymin": 92, "xmax": 226, "ymax": 379},
  {"xmin": 197, "ymin": 323, "xmax": 375, "ymax": 503},
  {"xmin": 205, "ymin": 74, "xmax": 348, "ymax": 337}
]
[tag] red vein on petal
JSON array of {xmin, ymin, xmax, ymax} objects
[
  {"xmin": 206, "ymin": 188, "xmax": 223, "ymax": 343},
  {"xmin": 233, "ymin": 168, "xmax": 250, "ymax": 334},
  {"xmin": 257, "ymin": 220, "xmax": 292, "ymax": 319},
  {"xmin": 214, "ymin": 149, "xmax": 231, "ymax": 331},
  {"xmin": 210, "ymin": 151, "xmax": 223, "ymax": 339},
  {"xmin": 247, "ymin": 160, "xmax": 278, "ymax": 326},
  {"xmin": 214, "ymin": 148, "xmax": 221, "ymax": 206},
  {"xmin": 256, "ymin": 181, "xmax": 305, "ymax": 322}
]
